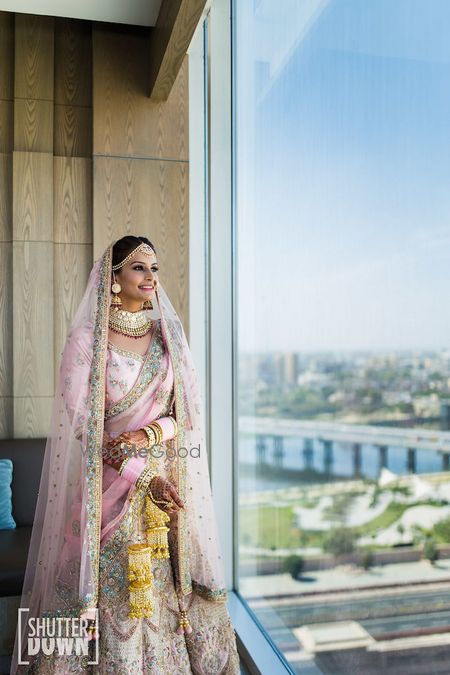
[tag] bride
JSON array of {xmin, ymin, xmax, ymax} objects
[{"xmin": 11, "ymin": 235, "xmax": 240, "ymax": 674}]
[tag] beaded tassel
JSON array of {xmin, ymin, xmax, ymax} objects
[
  {"xmin": 143, "ymin": 495, "xmax": 171, "ymax": 559},
  {"xmin": 127, "ymin": 509, "xmax": 154, "ymax": 618},
  {"xmin": 128, "ymin": 542, "xmax": 153, "ymax": 583},
  {"xmin": 128, "ymin": 580, "xmax": 154, "ymax": 619},
  {"xmin": 175, "ymin": 586, "xmax": 192, "ymax": 635},
  {"xmin": 176, "ymin": 609, "xmax": 193, "ymax": 635}
]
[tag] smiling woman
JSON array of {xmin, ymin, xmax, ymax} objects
[{"xmin": 11, "ymin": 235, "xmax": 240, "ymax": 674}]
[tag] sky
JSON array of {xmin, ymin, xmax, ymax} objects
[{"xmin": 235, "ymin": 0, "xmax": 450, "ymax": 353}]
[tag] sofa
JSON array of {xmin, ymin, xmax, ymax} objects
[{"xmin": 0, "ymin": 438, "xmax": 46, "ymax": 674}]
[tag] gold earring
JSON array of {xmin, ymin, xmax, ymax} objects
[
  {"xmin": 143, "ymin": 280, "xmax": 156, "ymax": 310},
  {"xmin": 111, "ymin": 277, "xmax": 122, "ymax": 309}
]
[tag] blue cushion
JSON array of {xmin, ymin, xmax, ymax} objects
[{"xmin": 0, "ymin": 459, "xmax": 16, "ymax": 529}]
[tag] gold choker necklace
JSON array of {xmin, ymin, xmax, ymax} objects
[{"xmin": 109, "ymin": 308, "xmax": 153, "ymax": 339}]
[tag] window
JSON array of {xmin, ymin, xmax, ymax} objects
[{"xmin": 233, "ymin": 1, "xmax": 450, "ymax": 673}]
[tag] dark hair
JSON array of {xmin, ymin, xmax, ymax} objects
[{"xmin": 112, "ymin": 235, "xmax": 157, "ymax": 269}]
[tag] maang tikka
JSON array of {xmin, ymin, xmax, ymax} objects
[{"xmin": 110, "ymin": 243, "xmax": 157, "ymax": 311}]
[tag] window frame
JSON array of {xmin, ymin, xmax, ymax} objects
[{"xmin": 188, "ymin": 1, "xmax": 298, "ymax": 672}]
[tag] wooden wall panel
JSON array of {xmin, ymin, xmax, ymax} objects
[
  {"xmin": 0, "ymin": 12, "xmax": 14, "ymax": 100},
  {"xmin": 93, "ymin": 156, "xmax": 189, "ymax": 330},
  {"xmin": 55, "ymin": 18, "xmax": 92, "ymax": 107},
  {"xmin": 54, "ymin": 157, "xmax": 92, "ymax": 243},
  {"xmin": 14, "ymin": 396, "xmax": 53, "ymax": 439},
  {"xmin": 0, "ymin": 241, "xmax": 13, "ymax": 436},
  {"xmin": 0, "ymin": 12, "xmax": 14, "ymax": 437},
  {"xmin": 54, "ymin": 18, "xmax": 92, "ymax": 159},
  {"xmin": 13, "ymin": 241, "xmax": 54, "ymax": 396},
  {"xmin": 0, "ymin": 398, "xmax": 13, "ymax": 438},
  {"xmin": 13, "ymin": 151, "xmax": 53, "ymax": 241},
  {"xmin": 14, "ymin": 99, "xmax": 53, "ymax": 152},
  {"xmin": 0, "ymin": 154, "xmax": 12, "ymax": 241},
  {"xmin": 0, "ymin": 100, "xmax": 13, "ymax": 153},
  {"xmin": 54, "ymin": 105, "xmax": 92, "ymax": 157},
  {"xmin": 12, "ymin": 14, "xmax": 56, "ymax": 437},
  {"xmin": 54, "ymin": 243, "xmax": 92, "ymax": 383},
  {"xmin": 14, "ymin": 14, "xmax": 54, "ymax": 101},
  {"xmin": 93, "ymin": 26, "xmax": 189, "ymax": 337},
  {"xmin": 93, "ymin": 29, "xmax": 188, "ymax": 161},
  {"xmin": 52, "ymin": 18, "xmax": 93, "ymax": 417}
]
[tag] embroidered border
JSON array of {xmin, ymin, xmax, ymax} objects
[
  {"xmin": 82, "ymin": 247, "xmax": 111, "ymax": 611},
  {"xmin": 104, "ymin": 321, "xmax": 165, "ymax": 420},
  {"xmin": 107, "ymin": 341, "xmax": 145, "ymax": 362},
  {"xmin": 191, "ymin": 580, "xmax": 228, "ymax": 602},
  {"xmin": 161, "ymin": 317, "xmax": 192, "ymax": 596}
]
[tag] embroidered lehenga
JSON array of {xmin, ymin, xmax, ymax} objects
[{"xmin": 11, "ymin": 242, "xmax": 240, "ymax": 674}]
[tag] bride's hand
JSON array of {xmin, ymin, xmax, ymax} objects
[
  {"xmin": 105, "ymin": 429, "xmax": 148, "ymax": 450},
  {"xmin": 148, "ymin": 475, "xmax": 184, "ymax": 515},
  {"xmin": 102, "ymin": 430, "xmax": 148, "ymax": 465}
]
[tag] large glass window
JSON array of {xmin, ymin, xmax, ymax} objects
[{"xmin": 233, "ymin": 2, "xmax": 450, "ymax": 673}]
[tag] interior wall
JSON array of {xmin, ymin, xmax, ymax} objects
[
  {"xmin": 92, "ymin": 24, "xmax": 189, "ymax": 333},
  {"xmin": 0, "ymin": 12, "xmax": 189, "ymax": 438}
]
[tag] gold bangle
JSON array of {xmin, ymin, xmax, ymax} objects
[
  {"xmin": 118, "ymin": 457, "xmax": 130, "ymax": 476},
  {"xmin": 143, "ymin": 426, "xmax": 156, "ymax": 448},
  {"xmin": 154, "ymin": 422, "xmax": 163, "ymax": 445},
  {"xmin": 168, "ymin": 416, "xmax": 178, "ymax": 437},
  {"xmin": 147, "ymin": 422, "xmax": 162, "ymax": 445},
  {"xmin": 135, "ymin": 466, "xmax": 157, "ymax": 492},
  {"xmin": 151, "ymin": 421, "xmax": 164, "ymax": 444}
]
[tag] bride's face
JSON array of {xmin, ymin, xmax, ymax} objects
[{"xmin": 113, "ymin": 251, "xmax": 159, "ymax": 309}]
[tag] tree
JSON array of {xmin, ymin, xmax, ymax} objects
[
  {"xmin": 323, "ymin": 528, "xmax": 356, "ymax": 557},
  {"xmin": 283, "ymin": 554, "xmax": 305, "ymax": 580},
  {"xmin": 359, "ymin": 548, "xmax": 375, "ymax": 570},
  {"xmin": 423, "ymin": 538, "xmax": 439, "ymax": 565},
  {"xmin": 433, "ymin": 517, "xmax": 450, "ymax": 543},
  {"xmin": 322, "ymin": 494, "xmax": 354, "ymax": 526},
  {"xmin": 396, "ymin": 523, "xmax": 405, "ymax": 543}
]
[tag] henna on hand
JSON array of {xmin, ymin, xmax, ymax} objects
[{"xmin": 148, "ymin": 475, "xmax": 185, "ymax": 515}]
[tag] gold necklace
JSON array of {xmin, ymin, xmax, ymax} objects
[{"xmin": 109, "ymin": 308, "xmax": 153, "ymax": 339}]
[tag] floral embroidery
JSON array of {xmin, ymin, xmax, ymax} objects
[
  {"xmin": 108, "ymin": 341, "xmax": 145, "ymax": 363},
  {"xmin": 76, "ymin": 412, "xmax": 85, "ymax": 426},
  {"xmin": 108, "ymin": 375, "xmax": 129, "ymax": 395},
  {"xmin": 104, "ymin": 321, "xmax": 165, "ymax": 420},
  {"xmin": 155, "ymin": 384, "xmax": 173, "ymax": 408}
]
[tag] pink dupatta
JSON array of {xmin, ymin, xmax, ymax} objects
[{"xmin": 11, "ymin": 241, "xmax": 228, "ymax": 674}]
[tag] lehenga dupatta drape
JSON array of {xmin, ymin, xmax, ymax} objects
[{"xmin": 11, "ymin": 241, "xmax": 235, "ymax": 674}]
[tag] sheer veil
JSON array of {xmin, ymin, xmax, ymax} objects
[{"xmin": 11, "ymin": 240, "xmax": 228, "ymax": 673}]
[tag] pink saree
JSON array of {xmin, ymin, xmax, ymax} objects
[{"xmin": 11, "ymin": 243, "xmax": 240, "ymax": 674}]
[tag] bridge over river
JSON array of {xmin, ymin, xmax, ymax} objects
[{"xmin": 238, "ymin": 417, "xmax": 450, "ymax": 477}]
